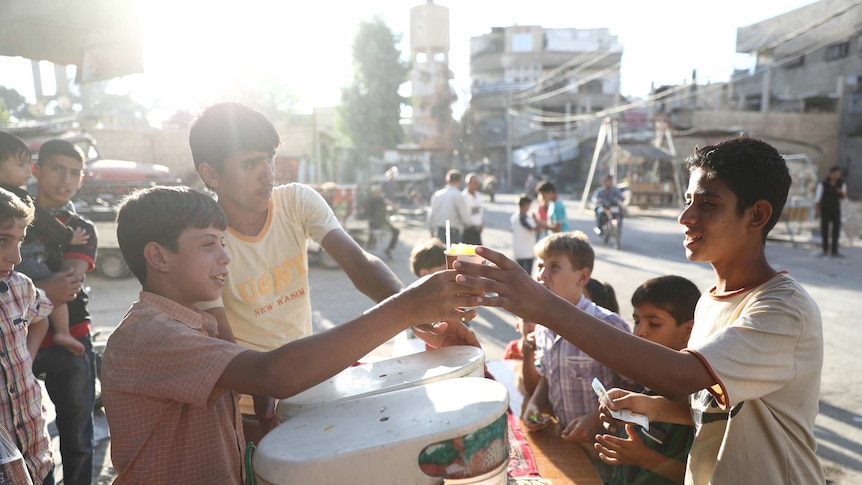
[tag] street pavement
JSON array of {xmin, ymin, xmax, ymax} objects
[{"xmin": 71, "ymin": 191, "xmax": 861, "ymax": 484}]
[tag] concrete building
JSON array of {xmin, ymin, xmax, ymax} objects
[
  {"xmin": 467, "ymin": 25, "xmax": 623, "ymax": 189},
  {"xmin": 663, "ymin": 0, "xmax": 862, "ymax": 197},
  {"xmin": 408, "ymin": 1, "xmax": 455, "ymax": 150}
]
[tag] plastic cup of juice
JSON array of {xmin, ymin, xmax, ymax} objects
[{"xmin": 445, "ymin": 243, "xmax": 486, "ymax": 269}]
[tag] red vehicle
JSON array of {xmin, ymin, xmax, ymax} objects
[
  {"xmin": 12, "ymin": 128, "xmax": 179, "ymax": 217},
  {"xmin": 12, "ymin": 125, "xmax": 179, "ymax": 277}
]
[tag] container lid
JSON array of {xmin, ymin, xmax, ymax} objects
[
  {"xmin": 276, "ymin": 345, "xmax": 485, "ymax": 420},
  {"xmin": 254, "ymin": 377, "xmax": 509, "ymax": 484}
]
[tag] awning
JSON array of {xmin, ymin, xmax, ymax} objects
[
  {"xmin": 512, "ymin": 138, "xmax": 579, "ymax": 168},
  {"xmin": 617, "ymin": 144, "xmax": 675, "ymax": 165},
  {"xmin": 0, "ymin": 0, "xmax": 143, "ymax": 82}
]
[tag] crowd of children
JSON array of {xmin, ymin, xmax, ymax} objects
[{"xmin": 1, "ymin": 110, "xmax": 826, "ymax": 485}]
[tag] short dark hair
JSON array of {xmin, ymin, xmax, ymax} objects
[
  {"xmin": 0, "ymin": 131, "xmax": 31, "ymax": 164},
  {"xmin": 517, "ymin": 194, "xmax": 532, "ymax": 208},
  {"xmin": 446, "ymin": 169, "xmax": 462, "ymax": 184},
  {"xmin": 117, "ymin": 186, "xmax": 227, "ymax": 284},
  {"xmin": 686, "ymin": 136, "xmax": 790, "ymax": 241},
  {"xmin": 631, "ymin": 275, "xmax": 700, "ymax": 326},
  {"xmin": 409, "ymin": 238, "xmax": 447, "ymax": 277},
  {"xmin": 536, "ymin": 180, "xmax": 556, "ymax": 194},
  {"xmin": 37, "ymin": 139, "xmax": 85, "ymax": 166},
  {"xmin": 534, "ymin": 231, "xmax": 593, "ymax": 271},
  {"xmin": 188, "ymin": 102, "xmax": 281, "ymax": 173},
  {"xmin": 0, "ymin": 187, "xmax": 34, "ymax": 227},
  {"xmin": 585, "ymin": 279, "xmax": 619, "ymax": 313}
]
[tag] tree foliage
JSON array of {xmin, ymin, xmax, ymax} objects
[
  {"xmin": 338, "ymin": 17, "xmax": 408, "ymax": 170},
  {"xmin": 0, "ymin": 86, "xmax": 31, "ymax": 122}
]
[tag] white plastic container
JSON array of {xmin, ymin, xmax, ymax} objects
[
  {"xmin": 276, "ymin": 345, "xmax": 485, "ymax": 421},
  {"xmin": 254, "ymin": 377, "xmax": 509, "ymax": 485}
]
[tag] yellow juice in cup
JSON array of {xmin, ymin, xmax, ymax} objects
[{"xmin": 445, "ymin": 243, "xmax": 485, "ymax": 269}]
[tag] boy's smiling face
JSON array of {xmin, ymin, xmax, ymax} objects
[
  {"xmin": 0, "ymin": 154, "xmax": 32, "ymax": 187},
  {"xmin": 632, "ymin": 302, "xmax": 692, "ymax": 351},
  {"xmin": 162, "ymin": 225, "xmax": 229, "ymax": 307},
  {"xmin": 536, "ymin": 253, "xmax": 589, "ymax": 304},
  {"xmin": 679, "ymin": 168, "xmax": 750, "ymax": 265},
  {"xmin": 0, "ymin": 217, "xmax": 27, "ymax": 280}
]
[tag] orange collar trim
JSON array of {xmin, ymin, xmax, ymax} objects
[{"xmin": 709, "ymin": 270, "xmax": 788, "ymax": 299}]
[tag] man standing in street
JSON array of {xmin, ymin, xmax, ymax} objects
[
  {"xmin": 427, "ymin": 169, "xmax": 470, "ymax": 244},
  {"xmin": 815, "ymin": 165, "xmax": 847, "ymax": 258},
  {"xmin": 366, "ymin": 184, "xmax": 400, "ymax": 259},
  {"xmin": 22, "ymin": 140, "xmax": 98, "ymax": 485},
  {"xmin": 462, "ymin": 172, "xmax": 484, "ymax": 245}
]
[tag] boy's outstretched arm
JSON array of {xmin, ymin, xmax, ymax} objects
[
  {"xmin": 454, "ymin": 247, "xmax": 714, "ymax": 400},
  {"xmin": 216, "ymin": 270, "xmax": 482, "ymax": 399},
  {"xmin": 321, "ymin": 228, "xmax": 404, "ymax": 303},
  {"xmin": 321, "ymin": 227, "xmax": 480, "ymax": 350}
]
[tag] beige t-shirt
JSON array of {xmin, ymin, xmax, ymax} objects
[
  {"xmin": 202, "ymin": 183, "xmax": 340, "ymax": 352},
  {"xmin": 684, "ymin": 272, "xmax": 824, "ymax": 484}
]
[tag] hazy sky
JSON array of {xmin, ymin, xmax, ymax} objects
[{"xmin": 0, "ymin": 0, "xmax": 817, "ymax": 120}]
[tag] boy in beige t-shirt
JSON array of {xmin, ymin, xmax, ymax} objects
[{"xmin": 454, "ymin": 136, "xmax": 825, "ymax": 484}]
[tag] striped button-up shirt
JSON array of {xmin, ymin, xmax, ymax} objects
[
  {"xmin": 536, "ymin": 295, "xmax": 632, "ymax": 427},
  {"xmin": 0, "ymin": 272, "xmax": 53, "ymax": 483}
]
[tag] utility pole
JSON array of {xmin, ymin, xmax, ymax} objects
[{"xmin": 505, "ymin": 91, "xmax": 513, "ymax": 192}]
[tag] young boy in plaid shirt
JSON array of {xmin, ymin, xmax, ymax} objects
[{"xmin": 0, "ymin": 187, "xmax": 54, "ymax": 484}]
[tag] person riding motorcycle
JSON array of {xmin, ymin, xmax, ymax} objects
[{"xmin": 591, "ymin": 175, "xmax": 625, "ymax": 235}]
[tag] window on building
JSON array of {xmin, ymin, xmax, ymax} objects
[
  {"xmin": 512, "ymin": 33, "xmax": 533, "ymax": 52},
  {"xmin": 825, "ymin": 42, "xmax": 849, "ymax": 61},
  {"xmin": 581, "ymin": 79, "xmax": 603, "ymax": 94},
  {"xmin": 783, "ymin": 55, "xmax": 804, "ymax": 69},
  {"xmin": 416, "ymin": 52, "xmax": 427, "ymax": 63},
  {"xmin": 743, "ymin": 94, "xmax": 762, "ymax": 111},
  {"xmin": 433, "ymin": 52, "xmax": 446, "ymax": 63}
]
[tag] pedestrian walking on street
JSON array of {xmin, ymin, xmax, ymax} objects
[
  {"xmin": 462, "ymin": 172, "xmax": 484, "ymax": 245},
  {"xmin": 427, "ymin": 169, "xmax": 470, "ymax": 244},
  {"xmin": 815, "ymin": 165, "xmax": 847, "ymax": 258},
  {"xmin": 366, "ymin": 185, "xmax": 399, "ymax": 259}
]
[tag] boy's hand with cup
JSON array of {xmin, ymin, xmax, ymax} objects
[
  {"xmin": 445, "ymin": 243, "xmax": 487, "ymax": 269},
  {"xmin": 446, "ymin": 244, "xmax": 498, "ymax": 310}
]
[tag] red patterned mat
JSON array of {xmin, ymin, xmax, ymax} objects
[{"xmin": 507, "ymin": 410, "xmax": 540, "ymax": 478}]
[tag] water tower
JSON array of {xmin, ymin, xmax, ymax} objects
[{"xmin": 409, "ymin": 1, "xmax": 453, "ymax": 149}]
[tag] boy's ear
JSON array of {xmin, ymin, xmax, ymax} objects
[
  {"xmin": 197, "ymin": 162, "xmax": 221, "ymax": 189},
  {"xmin": 680, "ymin": 319, "xmax": 694, "ymax": 340},
  {"xmin": 578, "ymin": 266, "xmax": 591, "ymax": 286},
  {"xmin": 748, "ymin": 200, "xmax": 773, "ymax": 230},
  {"xmin": 143, "ymin": 242, "xmax": 171, "ymax": 273}
]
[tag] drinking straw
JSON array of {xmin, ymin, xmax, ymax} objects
[{"xmin": 445, "ymin": 220, "xmax": 451, "ymax": 249}]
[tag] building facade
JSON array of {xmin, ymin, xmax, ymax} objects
[
  {"xmin": 467, "ymin": 25, "xmax": 623, "ymax": 189},
  {"xmin": 715, "ymin": 0, "xmax": 860, "ymax": 197}
]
